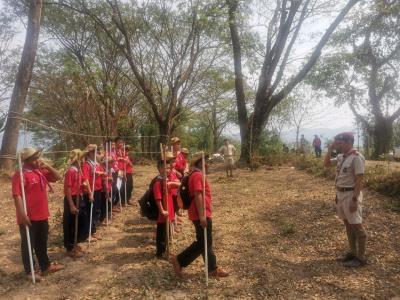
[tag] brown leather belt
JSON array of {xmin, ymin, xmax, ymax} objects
[{"xmin": 336, "ymin": 187, "xmax": 354, "ymax": 192}]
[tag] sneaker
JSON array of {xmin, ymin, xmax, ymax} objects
[
  {"xmin": 343, "ymin": 258, "xmax": 367, "ymax": 268},
  {"xmin": 336, "ymin": 252, "xmax": 355, "ymax": 262},
  {"xmin": 210, "ymin": 267, "xmax": 229, "ymax": 277}
]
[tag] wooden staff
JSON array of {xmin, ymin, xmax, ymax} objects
[
  {"xmin": 105, "ymin": 142, "xmax": 109, "ymax": 226},
  {"xmin": 160, "ymin": 143, "xmax": 170, "ymax": 255},
  {"xmin": 202, "ymin": 152, "xmax": 209, "ymax": 286},
  {"xmin": 18, "ymin": 153, "xmax": 35, "ymax": 284},
  {"xmin": 88, "ymin": 145, "xmax": 97, "ymax": 244}
]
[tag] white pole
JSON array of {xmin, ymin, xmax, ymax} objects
[
  {"xmin": 88, "ymin": 145, "xmax": 97, "ymax": 244},
  {"xmin": 124, "ymin": 142, "xmax": 127, "ymax": 205},
  {"xmin": 106, "ymin": 142, "xmax": 109, "ymax": 226},
  {"xmin": 202, "ymin": 152, "xmax": 208, "ymax": 286},
  {"xmin": 18, "ymin": 153, "xmax": 35, "ymax": 284}
]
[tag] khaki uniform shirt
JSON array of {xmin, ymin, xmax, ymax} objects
[
  {"xmin": 219, "ymin": 144, "xmax": 236, "ymax": 157},
  {"xmin": 332, "ymin": 150, "xmax": 365, "ymax": 188}
]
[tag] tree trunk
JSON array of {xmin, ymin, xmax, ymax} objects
[
  {"xmin": 0, "ymin": 0, "xmax": 42, "ymax": 170},
  {"xmin": 372, "ymin": 118, "xmax": 393, "ymax": 159}
]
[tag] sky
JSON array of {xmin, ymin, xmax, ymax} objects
[{"xmin": 0, "ymin": 0, "xmax": 356, "ymax": 138}]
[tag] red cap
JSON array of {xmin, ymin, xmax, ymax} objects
[{"xmin": 334, "ymin": 132, "xmax": 354, "ymax": 144}]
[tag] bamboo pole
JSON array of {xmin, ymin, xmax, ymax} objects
[
  {"xmin": 18, "ymin": 153, "xmax": 35, "ymax": 284},
  {"xmin": 123, "ymin": 142, "xmax": 127, "ymax": 206},
  {"xmin": 74, "ymin": 159, "xmax": 83, "ymax": 258},
  {"xmin": 109, "ymin": 141, "xmax": 113, "ymax": 221},
  {"xmin": 105, "ymin": 142, "xmax": 109, "ymax": 226},
  {"xmin": 88, "ymin": 145, "xmax": 97, "ymax": 244},
  {"xmin": 201, "ymin": 152, "xmax": 208, "ymax": 286}
]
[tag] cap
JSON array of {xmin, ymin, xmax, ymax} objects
[{"xmin": 171, "ymin": 137, "xmax": 181, "ymax": 144}]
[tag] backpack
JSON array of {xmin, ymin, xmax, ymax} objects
[
  {"xmin": 138, "ymin": 176, "xmax": 163, "ymax": 221},
  {"xmin": 178, "ymin": 170, "xmax": 200, "ymax": 210}
]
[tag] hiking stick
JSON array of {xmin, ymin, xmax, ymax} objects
[
  {"xmin": 105, "ymin": 142, "xmax": 109, "ymax": 226},
  {"xmin": 18, "ymin": 153, "xmax": 35, "ymax": 284},
  {"xmin": 74, "ymin": 161, "xmax": 83, "ymax": 257},
  {"xmin": 124, "ymin": 142, "xmax": 127, "ymax": 206},
  {"xmin": 109, "ymin": 141, "xmax": 113, "ymax": 221},
  {"xmin": 160, "ymin": 143, "xmax": 170, "ymax": 254},
  {"xmin": 202, "ymin": 152, "xmax": 208, "ymax": 286},
  {"xmin": 88, "ymin": 145, "xmax": 97, "ymax": 244}
]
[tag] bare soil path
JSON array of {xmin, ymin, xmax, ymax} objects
[{"xmin": 0, "ymin": 164, "xmax": 399, "ymax": 299}]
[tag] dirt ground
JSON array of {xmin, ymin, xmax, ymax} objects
[{"xmin": 1, "ymin": 162, "xmax": 400, "ymax": 300}]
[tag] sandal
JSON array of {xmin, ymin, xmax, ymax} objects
[
  {"xmin": 44, "ymin": 262, "xmax": 64, "ymax": 274},
  {"xmin": 27, "ymin": 272, "xmax": 42, "ymax": 282}
]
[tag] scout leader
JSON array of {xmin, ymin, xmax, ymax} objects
[
  {"xmin": 63, "ymin": 149, "xmax": 87, "ymax": 258},
  {"xmin": 12, "ymin": 147, "xmax": 64, "ymax": 281},
  {"xmin": 171, "ymin": 152, "xmax": 229, "ymax": 278},
  {"xmin": 324, "ymin": 132, "xmax": 367, "ymax": 268},
  {"xmin": 171, "ymin": 137, "xmax": 187, "ymax": 177}
]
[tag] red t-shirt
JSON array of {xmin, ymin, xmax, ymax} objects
[
  {"xmin": 167, "ymin": 169, "xmax": 179, "ymax": 197},
  {"xmin": 81, "ymin": 160, "xmax": 103, "ymax": 192},
  {"xmin": 64, "ymin": 166, "xmax": 82, "ymax": 196},
  {"xmin": 116, "ymin": 148, "xmax": 126, "ymax": 171},
  {"xmin": 188, "ymin": 170, "xmax": 212, "ymax": 221},
  {"xmin": 110, "ymin": 150, "xmax": 119, "ymax": 172},
  {"xmin": 175, "ymin": 152, "xmax": 186, "ymax": 174},
  {"xmin": 125, "ymin": 156, "xmax": 133, "ymax": 174},
  {"xmin": 153, "ymin": 179, "xmax": 174, "ymax": 223},
  {"xmin": 12, "ymin": 168, "xmax": 56, "ymax": 224}
]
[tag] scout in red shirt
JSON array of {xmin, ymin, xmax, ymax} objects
[
  {"xmin": 171, "ymin": 137, "xmax": 187, "ymax": 177},
  {"xmin": 171, "ymin": 152, "xmax": 228, "ymax": 278},
  {"xmin": 12, "ymin": 147, "xmax": 63, "ymax": 280},
  {"xmin": 153, "ymin": 159, "xmax": 179, "ymax": 258},
  {"xmin": 124, "ymin": 145, "xmax": 134, "ymax": 205},
  {"xmin": 63, "ymin": 149, "xmax": 85, "ymax": 258},
  {"xmin": 115, "ymin": 137, "xmax": 128, "ymax": 206},
  {"xmin": 81, "ymin": 144, "xmax": 102, "ymax": 241},
  {"xmin": 167, "ymin": 157, "xmax": 182, "ymax": 231}
]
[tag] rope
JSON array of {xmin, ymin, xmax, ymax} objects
[{"xmin": 6, "ymin": 115, "xmax": 169, "ymax": 139}]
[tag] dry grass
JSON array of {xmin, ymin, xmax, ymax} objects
[{"xmin": 0, "ymin": 164, "xmax": 400, "ymax": 299}]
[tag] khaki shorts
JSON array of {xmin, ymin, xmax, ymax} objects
[
  {"xmin": 224, "ymin": 157, "xmax": 234, "ymax": 167},
  {"xmin": 336, "ymin": 191, "xmax": 363, "ymax": 224}
]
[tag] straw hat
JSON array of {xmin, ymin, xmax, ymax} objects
[
  {"xmin": 18, "ymin": 147, "xmax": 42, "ymax": 162},
  {"xmin": 181, "ymin": 148, "xmax": 189, "ymax": 154},
  {"xmin": 165, "ymin": 151, "xmax": 176, "ymax": 161},
  {"xmin": 190, "ymin": 151, "xmax": 209, "ymax": 166},
  {"xmin": 171, "ymin": 137, "xmax": 181, "ymax": 144},
  {"xmin": 69, "ymin": 149, "xmax": 84, "ymax": 164}
]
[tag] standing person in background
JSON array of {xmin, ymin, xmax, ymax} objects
[
  {"xmin": 124, "ymin": 145, "xmax": 134, "ymax": 205},
  {"xmin": 172, "ymin": 137, "xmax": 186, "ymax": 178},
  {"xmin": 63, "ymin": 149, "xmax": 85, "ymax": 258},
  {"xmin": 219, "ymin": 139, "xmax": 236, "ymax": 178},
  {"xmin": 180, "ymin": 148, "xmax": 190, "ymax": 174},
  {"xmin": 115, "ymin": 137, "xmax": 127, "ymax": 206},
  {"xmin": 299, "ymin": 134, "xmax": 307, "ymax": 154},
  {"xmin": 12, "ymin": 147, "xmax": 64, "ymax": 281},
  {"xmin": 313, "ymin": 135, "xmax": 322, "ymax": 158},
  {"xmin": 324, "ymin": 132, "xmax": 367, "ymax": 268}
]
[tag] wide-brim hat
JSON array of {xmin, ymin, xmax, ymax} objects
[
  {"xmin": 165, "ymin": 151, "xmax": 176, "ymax": 161},
  {"xmin": 18, "ymin": 147, "xmax": 42, "ymax": 162},
  {"xmin": 171, "ymin": 137, "xmax": 181, "ymax": 144},
  {"xmin": 85, "ymin": 144, "xmax": 97, "ymax": 153},
  {"xmin": 181, "ymin": 148, "xmax": 189, "ymax": 154},
  {"xmin": 69, "ymin": 149, "xmax": 84, "ymax": 164},
  {"xmin": 190, "ymin": 151, "xmax": 209, "ymax": 166}
]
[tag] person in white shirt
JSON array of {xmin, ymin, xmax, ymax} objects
[{"xmin": 218, "ymin": 139, "xmax": 236, "ymax": 178}]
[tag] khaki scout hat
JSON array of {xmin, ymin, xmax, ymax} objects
[
  {"xmin": 18, "ymin": 147, "xmax": 42, "ymax": 162},
  {"xmin": 165, "ymin": 151, "xmax": 176, "ymax": 162},
  {"xmin": 171, "ymin": 137, "xmax": 181, "ymax": 144},
  {"xmin": 181, "ymin": 148, "xmax": 189, "ymax": 154},
  {"xmin": 190, "ymin": 152, "xmax": 209, "ymax": 166}
]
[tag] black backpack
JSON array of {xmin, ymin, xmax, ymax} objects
[
  {"xmin": 138, "ymin": 176, "xmax": 163, "ymax": 220},
  {"xmin": 179, "ymin": 170, "xmax": 200, "ymax": 209}
]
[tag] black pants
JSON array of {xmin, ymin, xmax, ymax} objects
[
  {"xmin": 126, "ymin": 173, "xmax": 133, "ymax": 201},
  {"xmin": 19, "ymin": 220, "xmax": 50, "ymax": 274},
  {"xmin": 177, "ymin": 218, "xmax": 217, "ymax": 272},
  {"xmin": 100, "ymin": 191, "xmax": 112, "ymax": 222},
  {"xmin": 79, "ymin": 195, "xmax": 90, "ymax": 241},
  {"xmin": 63, "ymin": 195, "xmax": 81, "ymax": 251},
  {"xmin": 156, "ymin": 223, "xmax": 167, "ymax": 257},
  {"xmin": 315, "ymin": 146, "xmax": 322, "ymax": 158},
  {"xmin": 83, "ymin": 194, "xmax": 97, "ymax": 236},
  {"xmin": 93, "ymin": 190, "xmax": 103, "ymax": 227}
]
